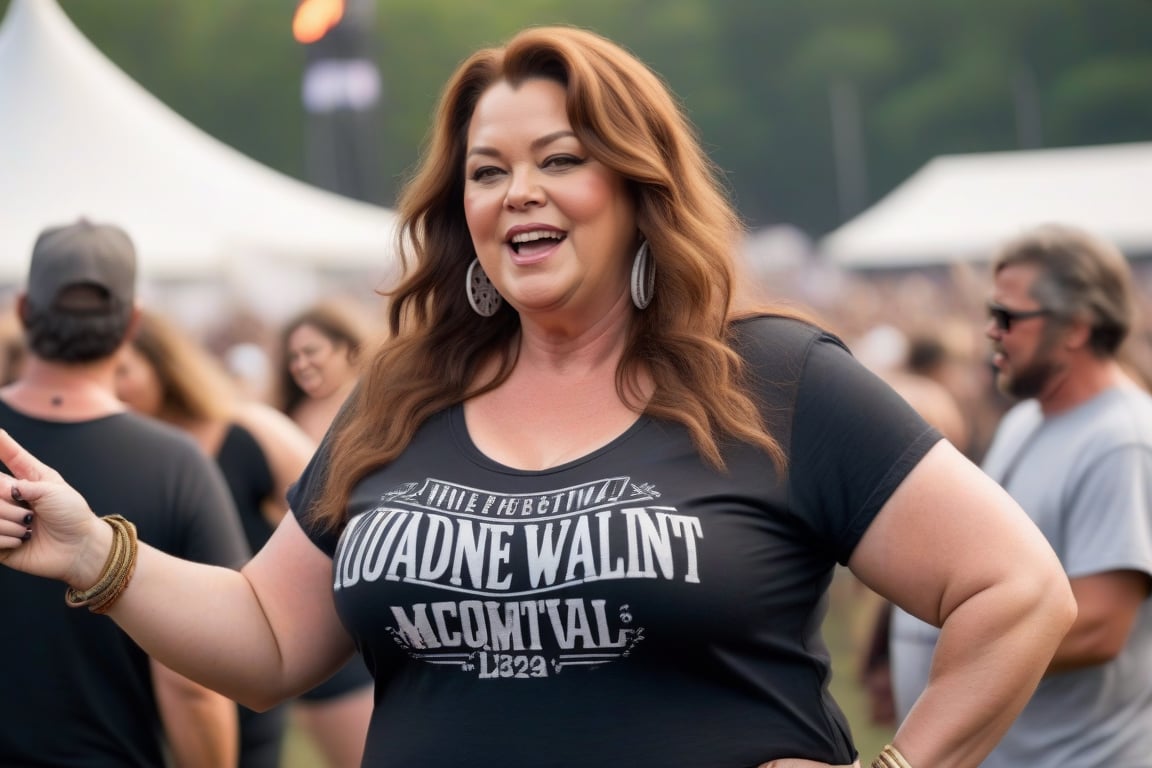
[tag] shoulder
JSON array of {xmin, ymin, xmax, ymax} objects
[
  {"xmin": 729, "ymin": 312, "xmax": 843, "ymax": 349},
  {"xmin": 729, "ymin": 313, "xmax": 848, "ymax": 373},
  {"xmin": 234, "ymin": 402, "xmax": 315, "ymax": 453},
  {"xmin": 233, "ymin": 400, "xmax": 317, "ymax": 478},
  {"xmin": 105, "ymin": 411, "xmax": 207, "ymax": 458},
  {"xmin": 1079, "ymin": 386, "xmax": 1152, "ymax": 449},
  {"xmin": 1106, "ymin": 385, "xmax": 1152, "ymax": 425},
  {"xmin": 988, "ymin": 399, "xmax": 1039, "ymax": 437}
]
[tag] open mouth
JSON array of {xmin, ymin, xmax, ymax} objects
[{"xmin": 509, "ymin": 230, "xmax": 566, "ymax": 255}]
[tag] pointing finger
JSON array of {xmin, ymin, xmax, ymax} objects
[{"xmin": 0, "ymin": 429, "xmax": 60, "ymax": 484}]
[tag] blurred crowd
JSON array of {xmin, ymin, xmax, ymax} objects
[
  {"xmin": 6, "ymin": 237, "xmax": 1152, "ymax": 461},
  {"xmin": 0, "ymin": 288, "xmax": 385, "ymax": 768}
]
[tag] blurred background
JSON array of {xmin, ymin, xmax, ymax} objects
[
  {"xmin": 2, "ymin": 0, "xmax": 1152, "ymax": 762},
  {"xmin": 2, "ymin": 0, "xmax": 1150, "ymax": 334},
  {"xmin": 6, "ymin": 0, "xmax": 1150, "ymax": 231}
]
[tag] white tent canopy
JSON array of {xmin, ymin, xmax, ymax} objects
[
  {"xmin": 820, "ymin": 142, "xmax": 1152, "ymax": 270},
  {"xmin": 0, "ymin": 0, "xmax": 398, "ymax": 291}
]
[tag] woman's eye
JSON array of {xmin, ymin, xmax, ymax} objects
[
  {"xmin": 544, "ymin": 155, "xmax": 583, "ymax": 169},
  {"xmin": 470, "ymin": 166, "xmax": 503, "ymax": 182}
]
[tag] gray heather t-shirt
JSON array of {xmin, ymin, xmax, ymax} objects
[
  {"xmin": 896, "ymin": 386, "xmax": 1152, "ymax": 767},
  {"xmin": 981, "ymin": 387, "xmax": 1152, "ymax": 768}
]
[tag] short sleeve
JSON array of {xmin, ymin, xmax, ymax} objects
[
  {"xmin": 288, "ymin": 438, "xmax": 342, "ymax": 556},
  {"xmin": 1062, "ymin": 443, "xmax": 1152, "ymax": 580},
  {"xmin": 787, "ymin": 328, "xmax": 941, "ymax": 563}
]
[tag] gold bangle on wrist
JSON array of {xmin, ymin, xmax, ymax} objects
[
  {"xmin": 872, "ymin": 744, "xmax": 913, "ymax": 768},
  {"xmin": 64, "ymin": 515, "xmax": 138, "ymax": 614}
]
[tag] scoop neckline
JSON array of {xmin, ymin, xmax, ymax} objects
[{"xmin": 448, "ymin": 402, "xmax": 651, "ymax": 476}]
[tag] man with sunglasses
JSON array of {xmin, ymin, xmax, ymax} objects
[{"xmin": 894, "ymin": 223, "xmax": 1152, "ymax": 766}]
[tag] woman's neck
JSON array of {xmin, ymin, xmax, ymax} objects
[{"xmin": 516, "ymin": 303, "xmax": 634, "ymax": 377}]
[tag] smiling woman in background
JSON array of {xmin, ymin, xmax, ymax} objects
[{"xmin": 279, "ymin": 302, "xmax": 376, "ymax": 443}]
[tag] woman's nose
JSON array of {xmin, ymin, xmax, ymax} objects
[{"xmin": 504, "ymin": 169, "xmax": 544, "ymax": 209}]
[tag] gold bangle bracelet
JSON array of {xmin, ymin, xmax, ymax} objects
[
  {"xmin": 90, "ymin": 520, "xmax": 138, "ymax": 615},
  {"xmin": 64, "ymin": 515, "xmax": 138, "ymax": 613},
  {"xmin": 871, "ymin": 744, "xmax": 913, "ymax": 768},
  {"xmin": 64, "ymin": 518, "xmax": 126, "ymax": 605}
]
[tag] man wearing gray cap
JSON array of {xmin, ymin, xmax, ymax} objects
[{"xmin": 0, "ymin": 219, "xmax": 250, "ymax": 767}]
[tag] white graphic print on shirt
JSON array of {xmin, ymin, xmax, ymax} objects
[{"xmin": 333, "ymin": 476, "xmax": 702, "ymax": 679}]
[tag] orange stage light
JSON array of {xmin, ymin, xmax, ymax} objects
[{"xmin": 292, "ymin": 0, "xmax": 346, "ymax": 44}]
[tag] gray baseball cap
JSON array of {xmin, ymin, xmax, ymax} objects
[{"xmin": 27, "ymin": 218, "xmax": 137, "ymax": 311}]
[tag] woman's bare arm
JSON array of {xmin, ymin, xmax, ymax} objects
[{"xmin": 849, "ymin": 440, "xmax": 1076, "ymax": 768}]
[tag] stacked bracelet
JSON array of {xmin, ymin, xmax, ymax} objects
[
  {"xmin": 872, "ymin": 744, "xmax": 913, "ymax": 768},
  {"xmin": 64, "ymin": 515, "xmax": 139, "ymax": 614}
]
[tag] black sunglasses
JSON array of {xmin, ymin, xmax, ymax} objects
[{"xmin": 987, "ymin": 302, "xmax": 1051, "ymax": 331}]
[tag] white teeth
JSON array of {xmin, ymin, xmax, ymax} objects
[{"xmin": 510, "ymin": 230, "xmax": 564, "ymax": 244}]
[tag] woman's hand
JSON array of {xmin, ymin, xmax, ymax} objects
[{"xmin": 0, "ymin": 430, "xmax": 109, "ymax": 588}]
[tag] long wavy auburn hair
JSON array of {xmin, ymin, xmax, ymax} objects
[{"xmin": 310, "ymin": 26, "xmax": 791, "ymax": 531}]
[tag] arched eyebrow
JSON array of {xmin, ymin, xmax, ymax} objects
[{"xmin": 467, "ymin": 130, "xmax": 578, "ymax": 159}]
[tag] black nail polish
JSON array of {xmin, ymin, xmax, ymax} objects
[
  {"xmin": 11, "ymin": 486, "xmax": 24, "ymax": 502},
  {"xmin": 23, "ymin": 513, "xmax": 34, "ymax": 524},
  {"xmin": 21, "ymin": 529, "xmax": 31, "ymax": 542}
]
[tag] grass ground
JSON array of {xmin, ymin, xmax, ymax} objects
[
  {"xmin": 825, "ymin": 568, "xmax": 897, "ymax": 762},
  {"xmin": 283, "ymin": 724, "xmax": 324, "ymax": 768},
  {"xmin": 282, "ymin": 567, "xmax": 892, "ymax": 767}
]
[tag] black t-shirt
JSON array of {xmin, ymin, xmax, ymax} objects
[
  {"xmin": 290, "ymin": 316, "xmax": 940, "ymax": 767},
  {"xmin": 0, "ymin": 404, "xmax": 250, "ymax": 768},
  {"xmin": 216, "ymin": 422, "xmax": 276, "ymax": 553}
]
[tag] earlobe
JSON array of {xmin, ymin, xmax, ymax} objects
[
  {"xmin": 1055, "ymin": 322, "xmax": 1092, "ymax": 356},
  {"xmin": 1064, "ymin": 317, "xmax": 1093, "ymax": 351}
]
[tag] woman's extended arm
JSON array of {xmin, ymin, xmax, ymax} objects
[
  {"xmin": 849, "ymin": 440, "xmax": 1076, "ymax": 768},
  {"xmin": 0, "ymin": 430, "xmax": 353, "ymax": 711}
]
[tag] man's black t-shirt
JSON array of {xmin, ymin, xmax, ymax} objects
[
  {"xmin": 291, "ymin": 316, "xmax": 940, "ymax": 767},
  {"xmin": 0, "ymin": 404, "xmax": 250, "ymax": 768}
]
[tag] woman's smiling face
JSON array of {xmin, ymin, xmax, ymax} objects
[
  {"xmin": 286, "ymin": 323, "xmax": 358, "ymax": 400},
  {"xmin": 462, "ymin": 77, "xmax": 637, "ymax": 321}
]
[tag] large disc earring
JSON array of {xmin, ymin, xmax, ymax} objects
[
  {"xmin": 466, "ymin": 258, "xmax": 503, "ymax": 317},
  {"xmin": 631, "ymin": 240, "xmax": 655, "ymax": 310}
]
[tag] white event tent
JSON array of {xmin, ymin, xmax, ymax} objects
[
  {"xmin": 820, "ymin": 142, "xmax": 1152, "ymax": 271},
  {"xmin": 0, "ymin": 0, "xmax": 399, "ymax": 320}
]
